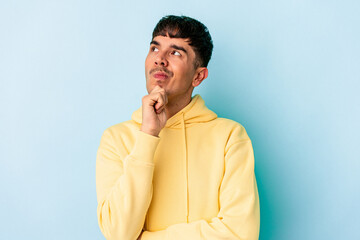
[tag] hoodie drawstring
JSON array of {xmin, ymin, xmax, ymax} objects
[{"xmin": 181, "ymin": 112, "xmax": 189, "ymax": 222}]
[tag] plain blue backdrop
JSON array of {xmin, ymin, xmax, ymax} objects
[{"xmin": 1, "ymin": 1, "xmax": 359, "ymax": 239}]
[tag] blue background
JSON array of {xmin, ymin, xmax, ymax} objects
[{"xmin": 1, "ymin": 1, "xmax": 359, "ymax": 239}]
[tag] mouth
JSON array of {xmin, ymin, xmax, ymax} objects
[
  {"xmin": 153, "ymin": 71, "xmax": 169, "ymax": 80},
  {"xmin": 149, "ymin": 67, "xmax": 173, "ymax": 80}
]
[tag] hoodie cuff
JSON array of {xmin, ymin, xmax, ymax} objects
[
  {"xmin": 129, "ymin": 130, "xmax": 160, "ymax": 163},
  {"xmin": 141, "ymin": 230, "xmax": 167, "ymax": 240}
]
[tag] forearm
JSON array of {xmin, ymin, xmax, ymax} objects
[
  {"xmin": 96, "ymin": 130, "xmax": 160, "ymax": 240},
  {"xmin": 141, "ymin": 211, "xmax": 260, "ymax": 240},
  {"xmin": 97, "ymin": 159, "xmax": 154, "ymax": 239}
]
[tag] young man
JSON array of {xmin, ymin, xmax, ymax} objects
[{"xmin": 96, "ymin": 15, "xmax": 260, "ymax": 240}]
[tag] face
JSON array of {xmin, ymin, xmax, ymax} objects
[{"xmin": 145, "ymin": 35, "xmax": 199, "ymax": 101}]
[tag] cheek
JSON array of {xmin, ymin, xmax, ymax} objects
[
  {"xmin": 145, "ymin": 53, "xmax": 154, "ymax": 67},
  {"xmin": 179, "ymin": 65, "xmax": 195, "ymax": 82},
  {"xmin": 172, "ymin": 62, "xmax": 187, "ymax": 76},
  {"xmin": 145, "ymin": 57, "xmax": 150, "ymax": 70}
]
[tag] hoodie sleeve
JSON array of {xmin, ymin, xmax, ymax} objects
[
  {"xmin": 140, "ymin": 130, "xmax": 260, "ymax": 240},
  {"xmin": 96, "ymin": 128, "xmax": 160, "ymax": 240}
]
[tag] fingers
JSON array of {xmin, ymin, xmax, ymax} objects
[
  {"xmin": 142, "ymin": 86, "xmax": 168, "ymax": 114},
  {"xmin": 151, "ymin": 85, "xmax": 164, "ymax": 94},
  {"xmin": 153, "ymin": 90, "xmax": 168, "ymax": 114},
  {"xmin": 151, "ymin": 86, "xmax": 168, "ymax": 112}
]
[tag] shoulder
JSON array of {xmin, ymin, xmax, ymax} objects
[
  {"xmin": 100, "ymin": 120, "xmax": 139, "ymax": 142},
  {"xmin": 212, "ymin": 117, "xmax": 251, "ymax": 142},
  {"xmin": 104, "ymin": 120, "xmax": 137, "ymax": 133},
  {"xmin": 210, "ymin": 117, "xmax": 252, "ymax": 154},
  {"xmin": 98, "ymin": 120, "xmax": 140, "ymax": 155},
  {"xmin": 211, "ymin": 118, "xmax": 254, "ymax": 159}
]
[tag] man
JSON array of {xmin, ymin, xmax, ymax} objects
[{"xmin": 96, "ymin": 15, "xmax": 260, "ymax": 240}]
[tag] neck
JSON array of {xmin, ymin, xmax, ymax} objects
[{"xmin": 165, "ymin": 93, "xmax": 193, "ymax": 119}]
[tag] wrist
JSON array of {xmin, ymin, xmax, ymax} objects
[{"xmin": 140, "ymin": 126, "xmax": 160, "ymax": 137}]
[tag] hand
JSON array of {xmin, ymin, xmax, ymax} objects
[{"xmin": 140, "ymin": 86, "xmax": 168, "ymax": 137}]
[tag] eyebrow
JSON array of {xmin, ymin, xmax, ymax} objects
[{"xmin": 150, "ymin": 40, "xmax": 187, "ymax": 54}]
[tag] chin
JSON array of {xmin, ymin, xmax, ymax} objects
[
  {"xmin": 156, "ymin": 83, "xmax": 164, "ymax": 88},
  {"xmin": 154, "ymin": 81, "xmax": 166, "ymax": 89},
  {"xmin": 147, "ymin": 82, "xmax": 168, "ymax": 93}
]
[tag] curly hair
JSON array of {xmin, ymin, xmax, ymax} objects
[{"xmin": 152, "ymin": 15, "xmax": 213, "ymax": 68}]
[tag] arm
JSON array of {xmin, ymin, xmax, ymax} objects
[
  {"xmin": 96, "ymin": 86, "xmax": 168, "ymax": 240},
  {"xmin": 96, "ymin": 128, "xmax": 160, "ymax": 240},
  {"xmin": 140, "ymin": 132, "xmax": 260, "ymax": 240}
]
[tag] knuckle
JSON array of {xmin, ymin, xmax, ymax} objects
[{"xmin": 156, "ymin": 92, "xmax": 163, "ymax": 100}]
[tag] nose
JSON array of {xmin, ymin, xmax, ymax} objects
[{"xmin": 155, "ymin": 52, "xmax": 168, "ymax": 67}]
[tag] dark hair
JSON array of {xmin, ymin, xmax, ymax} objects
[{"xmin": 152, "ymin": 15, "xmax": 213, "ymax": 68}]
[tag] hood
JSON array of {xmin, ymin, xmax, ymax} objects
[{"xmin": 131, "ymin": 94, "xmax": 217, "ymax": 129}]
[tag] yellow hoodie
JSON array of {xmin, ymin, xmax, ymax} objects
[{"xmin": 96, "ymin": 94, "xmax": 260, "ymax": 240}]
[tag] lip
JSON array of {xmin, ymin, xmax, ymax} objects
[{"xmin": 153, "ymin": 71, "xmax": 169, "ymax": 80}]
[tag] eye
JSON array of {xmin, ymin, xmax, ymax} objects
[
  {"xmin": 151, "ymin": 46, "xmax": 159, "ymax": 52},
  {"xmin": 172, "ymin": 50, "xmax": 181, "ymax": 56}
]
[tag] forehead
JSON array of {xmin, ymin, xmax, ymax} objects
[{"xmin": 151, "ymin": 36, "xmax": 193, "ymax": 52}]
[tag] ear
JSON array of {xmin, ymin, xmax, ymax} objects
[{"xmin": 192, "ymin": 67, "xmax": 208, "ymax": 87}]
